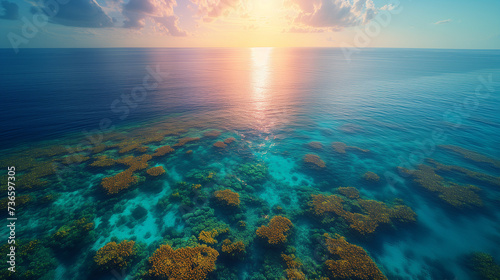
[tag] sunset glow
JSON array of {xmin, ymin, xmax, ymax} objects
[{"xmin": 0, "ymin": 0, "xmax": 499, "ymax": 49}]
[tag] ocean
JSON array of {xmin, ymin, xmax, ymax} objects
[{"xmin": 0, "ymin": 48, "xmax": 499, "ymax": 280}]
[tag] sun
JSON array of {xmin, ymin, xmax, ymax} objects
[{"xmin": 248, "ymin": 0, "xmax": 283, "ymax": 18}]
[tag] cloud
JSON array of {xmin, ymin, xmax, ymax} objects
[
  {"xmin": 122, "ymin": 0, "xmax": 187, "ymax": 36},
  {"xmin": 190, "ymin": 0, "xmax": 243, "ymax": 22},
  {"xmin": 434, "ymin": 19, "xmax": 452, "ymax": 25},
  {"xmin": 285, "ymin": 0, "xmax": 377, "ymax": 32},
  {"xmin": 32, "ymin": 0, "xmax": 114, "ymax": 28},
  {"xmin": 0, "ymin": 0, "xmax": 19, "ymax": 20}
]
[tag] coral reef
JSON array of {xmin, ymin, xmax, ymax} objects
[
  {"xmin": 117, "ymin": 154, "xmax": 152, "ymax": 172},
  {"xmin": 148, "ymin": 244, "xmax": 219, "ymax": 280},
  {"xmin": 399, "ymin": 165, "xmax": 483, "ymax": 208},
  {"xmin": 236, "ymin": 163, "xmax": 268, "ymax": 184},
  {"xmin": 281, "ymin": 253, "xmax": 306, "ymax": 280},
  {"xmin": 203, "ymin": 130, "xmax": 222, "ymax": 138},
  {"xmin": 337, "ymin": 187, "xmax": 360, "ymax": 199},
  {"xmin": 363, "ymin": 171, "xmax": 380, "ymax": 182},
  {"xmin": 221, "ymin": 239, "xmax": 246, "ymax": 257},
  {"xmin": 198, "ymin": 228, "xmax": 227, "ymax": 244},
  {"xmin": 309, "ymin": 194, "xmax": 416, "ymax": 235},
  {"xmin": 426, "ymin": 158, "xmax": 500, "ymax": 188},
  {"xmin": 147, "ymin": 166, "xmax": 166, "ymax": 177},
  {"xmin": 50, "ymin": 217, "xmax": 94, "ymax": 250},
  {"xmin": 0, "ymin": 240, "xmax": 57, "ymax": 280},
  {"xmin": 332, "ymin": 142, "xmax": 348, "ymax": 153},
  {"xmin": 186, "ymin": 169, "xmax": 217, "ymax": 184},
  {"xmin": 182, "ymin": 207, "xmax": 230, "ymax": 237},
  {"xmin": 224, "ymin": 137, "xmax": 236, "ymax": 144},
  {"xmin": 90, "ymin": 155, "xmax": 117, "ymax": 167},
  {"xmin": 469, "ymin": 252, "xmax": 500, "ymax": 280},
  {"xmin": 118, "ymin": 143, "xmax": 142, "ymax": 154},
  {"xmin": 307, "ymin": 141, "xmax": 323, "ymax": 150},
  {"xmin": 439, "ymin": 145, "xmax": 500, "ymax": 169},
  {"xmin": 213, "ymin": 189, "xmax": 240, "ymax": 207},
  {"xmin": 174, "ymin": 137, "xmax": 200, "ymax": 147},
  {"xmin": 94, "ymin": 240, "xmax": 136, "ymax": 270},
  {"xmin": 303, "ymin": 154, "xmax": 326, "ymax": 169},
  {"xmin": 256, "ymin": 216, "xmax": 294, "ymax": 245},
  {"xmin": 101, "ymin": 170, "xmax": 139, "ymax": 194},
  {"xmin": 0, "ymin": 195, "xmax": 31, "ymax": 212},
  {"xmin": 323, "ymin": 233, "xmax": 387, "ymax": 280},
  {"xmin": 213, "ymin": 141, "xmax": 228, "ymax": 149},
  {"xmin": 332, "ymin": 142, "xmax": 370, "ymax": 154},
  {"xmin": 152, "ymin": 145, "xmax": 175, "ymax": 157}
]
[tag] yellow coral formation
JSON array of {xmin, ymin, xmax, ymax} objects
[
  {"xmin": 337, "ymin": 187, "xmax": 360, "ymax": 199},
  {"xmin": 148, "ymin": 244, "xmax": 219, "ymax": 280},
  {"xmin": 173, "ymin": 137, "xmax": 200, "ymax": 147},
  {"xmin": 94, "ymin": 240, "xmax": 136, "ymax": 270},
  {"xmin": 309, "ymin": 194, "xmax": 416, "ymax": 235},
  {"xmin": 363, "ymin": 171, "xmax": 380, "ymax": 182},
  {"xmin": 152, "ymin": 145, "xmax": 175, "ymax": 157},
  {"xmin": 101, "ymin": 170, "xmax": 139, "ymax": 194},
  {"xmin": 309, "ymin": 194, "xmax": 344, "ymax": 217},
  {"xmin": 221, "ymin": 239, "xmax": 246, "ymax": 256},
  {"xmin": 198, "ymin": 229, "xmax": 220, "ymax": 244},
  {"xmin": 426, "ymin": 158, "xmax": 500, "ymax": 188},
  {"xmin": 256, "ymin": 216, "xmax": 293, "ymax": 245},
  {"xmin": 118, "ymin": 143, "xmax": 141, "ymax": 154},
  {"xmin": 439, "ymin": 145, "xmax": 500, "ymax": 169},
  {"xmin": 117, "ymin": 154, "xmax": 152, "ymax": 172},
  {"xmin": 214, "ymin": 189, "xmax": 240, "ymax": 207},
  {"xmin": 90, "ymin": 155, "xmax": 117, "ymax": 167},
  {"xmin": 399, "ymin": 165, "xmax": 483, "ymax": 208},
  {"xmin": 213, "ymin": 141, "xmax": 228, "ymax": 149},
  {"xmin": 223, "ymin": 137, "xmax": 236, "ymax": 144},
  {"xmin": 323, "ymin": 233, "xmax": 387, "ymax": 280},
  {"xmin": 303, "ymin": 154, "xmax": 326, "ymax": 168},
  {"xmin": 146, "ymin": 166, "xmax": 166, "ymax": 177},
  {"xmin": 282, "ymin": 253, "xmax": 306, "ymax": 280}
]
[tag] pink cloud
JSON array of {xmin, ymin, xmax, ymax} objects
[
  {"xmin": 122, "ymin": 0, "xmax": 187, "ymax": 36},
  {"xmin": 190, "ymin": 0, "xmax": 243, "ymax": 22},
  {"xmin": 286, "ymin": 0, "xmax": 377, "ymax": 32}
]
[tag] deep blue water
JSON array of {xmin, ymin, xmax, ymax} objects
[{"xmin": 0, "ymin": 48, "xmax": 499, "ymax": 280}]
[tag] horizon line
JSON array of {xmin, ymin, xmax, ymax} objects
[{"xmin": 1, "ymin": 46, "xmax": 500, "ymax": 51}]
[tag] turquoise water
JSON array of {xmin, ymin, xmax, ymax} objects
[{"xmin": 0, "ymin": 48, "xmax": 499, "ymax": 279}]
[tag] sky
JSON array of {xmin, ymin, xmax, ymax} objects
[{"xmin": 0, "ymin": 0, "xmax": 499, "ymax": 49}]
